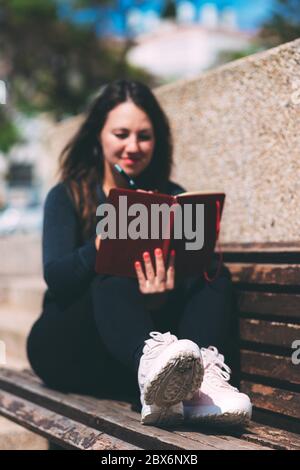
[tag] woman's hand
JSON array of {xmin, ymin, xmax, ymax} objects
[
  {"xmin": 134, "ymin": 248, "xmax": 175, "ymax": 294},
  {"xmin": 95, "ymin": 235, "xmax": 101, "ymax": 251}
]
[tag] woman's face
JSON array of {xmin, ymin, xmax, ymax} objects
[{"xmin": 99, "ymin": 101, "xmax": 155, "ymax": 178}]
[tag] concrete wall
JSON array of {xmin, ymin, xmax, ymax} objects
[
  {"xmin": 155, "ymin": 39, "xmax": 300, "ymax": 245},
  {"xmin": 49, "ymin": 39, "xmax": 300, "ymax": 245}
]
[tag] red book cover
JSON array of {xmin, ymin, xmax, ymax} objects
[{"xmin": 95, "ymin": 188, "xmax": 225, "ymax": 279}]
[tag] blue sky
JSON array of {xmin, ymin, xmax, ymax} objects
[
  {"xmin": 60, "ymin": 1, "xmax": 275, "ymax": 35},
  {"xmin": 219, "ymin": 0, "xmax": 274, "ymax": 30}
]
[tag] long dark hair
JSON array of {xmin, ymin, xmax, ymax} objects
[{"xmin": 58, "ymin": 79, "xmax": 173, "ymax": 239}]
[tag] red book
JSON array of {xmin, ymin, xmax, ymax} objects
[{"xmin": 95, "ymin": 188, "xmax": 225, "ymax": 279}]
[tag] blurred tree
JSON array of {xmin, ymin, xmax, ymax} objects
[
  {"xmin": 216, "ymin": 44, "xmax": 264, "ymax": 68},
  {"xmin": 161, "ymin": 0, "xmax": 177, "ymax": 20},
  {"xmin": 0, "ymin": 108, "xmax": 21, "ymax": 153},
  {"xmin": 0, "ymin": 0, "xmax": 152, "ymax": 121},
  {"xmin": 74, "ymin": 0, "xmax": 110, "ymax": 7},
  {"xmin": 74, "ymin": 0, "xmax": 147, "ymax": 37},
  {"xmin": 72, "ymin": 0, "xmax": 156, "ymax": 88},
  {"xmin": 260, "ymin": 0, "xmax": 300, "ymax": 47}
]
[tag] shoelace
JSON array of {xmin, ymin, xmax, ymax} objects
[
  {"xmin": 143, "ymin": 331, "xmax": 177, "ymax": 359},
  {"xmin": 201, "ymin": 346, "xmax": 238, "ymax": 391}
]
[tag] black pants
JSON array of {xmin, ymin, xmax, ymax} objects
[{"xmin": 27, "ymin": 269, "xmax": 236, "ymax": 404}]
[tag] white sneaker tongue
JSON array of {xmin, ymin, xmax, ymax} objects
[
  {"xmin": 147, "ymin": 332, "xmax": 176, "ymax": 346},
  {"xmin": 202, "ymin": 347, "xmax": 225, "ymax": 369},
  {"xmin": 144, "ymin": 331, "xmax": 176, "ymax": 355}
]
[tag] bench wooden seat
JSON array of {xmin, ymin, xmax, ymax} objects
[
  {"xmin": 0, "ymin": 246, "xmax": 299, "ymax": 450},
  {"xmin": 0, "ymin": 367, "xmax": 299, "ymax": 450}
]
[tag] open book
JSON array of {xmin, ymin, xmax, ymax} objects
[{"xmin": 95, "ymin": 188, "xmax": 225, "ymax": 279}]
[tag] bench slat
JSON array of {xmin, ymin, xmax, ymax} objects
[
  {"xmin": 240, "ymin": 318, "xmax": 300, "ymax": 348},
  {"xmin": 222, "ymin": 243, "xmax": 300, "ymax": 253},
  {"xmin": 241, "ymin": 381, "xmax": 300, "ymax": 420},
  {"xmin": 236, "ymin": 422, "xmax": 300, "ymax": 450},
  {"xmin": 0, "ymin": 389, "xmax": 141, "ymax": 450},
  {"xmin": 238, "ymin": 292, "xmax": 300, "ymax": 319},
  {"xmin": 240, "ymin": 350, "xmax": 300, "ymax": 385},
  {"xmin": 0, "ymin": 368, "xmax": 270, "ymax": 451},
  {"xmin": 228, "ymin": 263, "xmax": 300, "ymax": 285}
]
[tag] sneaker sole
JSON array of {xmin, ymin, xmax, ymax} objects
[
  {"xmin": 186, "ymin": 411, "xmax": 251, "ymax": 427},
  {"xmin": 141, "ymin": 403, "xmax": 184, "ymax": 427},
  {"xmin": 144, "ymin": 352, "xmax": 203, "ymax": 407}
]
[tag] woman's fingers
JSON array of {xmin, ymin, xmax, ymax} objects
[
  {"xmin": 143, "ymin": 251, "xmax": 155, "ymax": 281},
  {"xmin": 135, "ymin": 249, "xmax": 175, "ymax": 294},
  {"xmin": 134, "ymin": 261, "xmax": 147, "ymax": 292},
  {"xmin": 166, "ymin": 249, "xmax": 175, "ymax": 290},
  {"xmin": 154, "ymin": 248, "xmax": 167, "ymax": 288},
  {"xmin": 95, "ymin": 235, "xmax": 101, "ymax": 251}
]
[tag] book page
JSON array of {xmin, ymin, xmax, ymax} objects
[{"xmin": 178, "ymin": 190, "xmax": 224, "ymax": 197}]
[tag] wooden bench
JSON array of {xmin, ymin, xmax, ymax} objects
[
  {"xmin": 224, "ymin": 243, "xmax": 300, "ymax": 437},
  {"xmin": 0, "ymin": 245, "xmax": 299, "ymax": 450}
]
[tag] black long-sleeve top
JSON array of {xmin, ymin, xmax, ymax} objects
[{"xmin": 42, "ymin": 181, "xmax": 186, "ymax": 309}]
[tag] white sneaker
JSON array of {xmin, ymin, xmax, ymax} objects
[
  {"xmin": 138, "ymin": 331, "xmax": 203, "ymax": 425},
  {"xmin": 141, "ymin": 402, "xmax": 184, "ymax": 427},
  {"xmin": 183, "ymin": 346, "xmax": 252, "ymax": 426}
]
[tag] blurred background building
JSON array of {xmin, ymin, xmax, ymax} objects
[
  {"xmin": 0, "ymin": 0, "xmax": 292, "ymax": 227},
  {"xmin": 1, "ymin": 0, "xmax": 300, "ymax": 234}
]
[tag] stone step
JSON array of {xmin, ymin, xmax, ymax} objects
[
  {"xmin": 0, "ymin": 234, "xmax": 42, "ymax": 277},
  {"xmin": 0, "ymin": 276, "xmax": 45, "ymax": 312},
  {"xmin": 2, "ymin": 355, "xmax": 29, "ymax": 370},
  {"xmin": 0, "ymin": 234, "xmax": 51, "ymax": 450},
  {"xmin": 0, "ymin": 305, "xmax": 40, "ymax": 366},
  {"xmin": 0, "ymin": 416, "xmax": 48, "ymax": 450}
]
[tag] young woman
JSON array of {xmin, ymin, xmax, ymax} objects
[{"xmin": 27, "ymin": 79, "xmax": 252, "ymax": 427}]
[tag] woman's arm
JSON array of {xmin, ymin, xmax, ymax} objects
[{"xmin": 42, "ymin": 183, "xmax": 97, "ymax": 302}]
